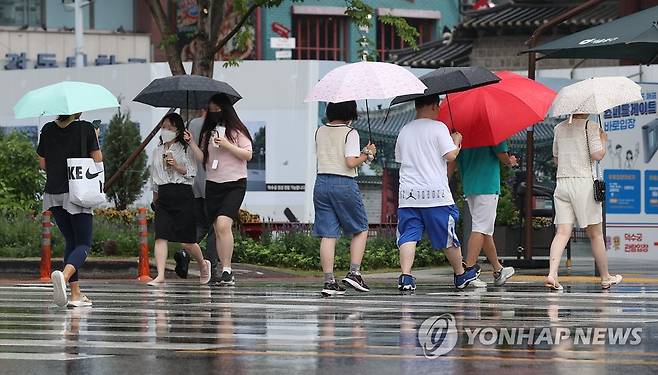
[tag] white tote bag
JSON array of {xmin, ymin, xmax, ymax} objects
[{"xmin": 67, "ymin": 158, "xmax": 106, "ymax": 208}]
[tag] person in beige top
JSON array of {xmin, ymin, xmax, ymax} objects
[{"xmin": 546, "ymin": 114, "xmax": 622, "ymax": 290}]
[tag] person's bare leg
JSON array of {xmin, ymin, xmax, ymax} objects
[
  {"xmin": 586, "ymin": 223, "xmax": 611, "ymax": 280},
  {"xmin": 349, "ymin": 231, "xmax": 368, "ymax": 266},
  {"xmin": 320, "ymin": 238, "xmax": 337, "ymax": 274},
  {"xmin": 399, "ymin": 242, "xmax": 417, "ymax": 275},
  {"xmin": 69, "ymin": 281, "xmax": 81, "ymax": 301},
  {"xmin": 62, "ymin": 265, "xmax": 79, "ymax": 300},
  {"xmin": 482, "ymin": 235, "xmax": 503, "ymax": 271},
  {"xmin": 214, "ymin": 216, "xmax": 234, "ymax": 269},
  {"xmin": 465, "ymin": 232, "xmax": 484, "ymax": 267},
  {"xmin": 151, "ymin": 239, "xmax": 168, "ymax": 283},
  {"xmin": 547, "ymin": 224, "xmax": 573, "ymax": 282},
  {"xmin": 183, "ymin": 243, "xmax": 209, "ymax": 274},
  {"xmin": 444, "ymin": 246, "xmax": 465, "ymax": 275}
]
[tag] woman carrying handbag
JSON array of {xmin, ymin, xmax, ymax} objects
[
  {"xmin": 38, "ymin": 113, "xmax": 100, "ymax": 307},
  {"xmin": 546, "ymin": 113, "xmax": 623, "ymax": 291}
]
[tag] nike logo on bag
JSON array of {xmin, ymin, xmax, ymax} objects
[{"xmin": 86, "ymin": 169, "xmax": 103, "ymax": 179}]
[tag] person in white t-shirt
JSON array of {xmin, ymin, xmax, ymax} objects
[{"xmin": 395, "ymin": 94, "xmax": 481, "ymax": 291}]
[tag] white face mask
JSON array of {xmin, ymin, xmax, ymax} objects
[{"xmin": 161, "ymin": 129, "xmax": 177, "ymax": 143}]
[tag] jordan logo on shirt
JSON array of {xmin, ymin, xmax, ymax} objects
[{"xmin": 400, "ymin": 189, "xmax": 447, "ymax": 201}]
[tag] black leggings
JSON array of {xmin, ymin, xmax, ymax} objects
[{"xmin": 51, "ymin": 207, "xmax": 92, "ymax": 283}]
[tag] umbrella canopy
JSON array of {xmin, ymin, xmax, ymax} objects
[
  {"xmin": 437, "ymin": 71, "xmax": 556, "ymax": 149},
  {"xmin": 305, "ymin": 61, "xmax": 426, "ymax": 103},
  {"xmin": 526, "ymin": 6, "xmax": 658, "ymax": 63},
  {"xmin": 13, "ymin": 81, "xmax": 119, "ymax": 119},
  {"xmin": 550, "ymin": 76, "xmax": 643, "ymax": 117},
  {"xmin": 390, "ymin": 66, "xmax": 500, "ymax": 106},
  {"xmin": 134, "ymin": 74, "xmax": 242, "ymax": 109}
]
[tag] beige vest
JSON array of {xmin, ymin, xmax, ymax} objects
[{"xmin": 315, "ymin": 125, "xmax": 357, "ymax": 178}]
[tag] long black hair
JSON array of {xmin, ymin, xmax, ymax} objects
[
  {"xmin": 160, "ymin": 112, "xmax": 188, "ymax": 150},
  {"xmin": 199, "ymin": 93, "xmax": 253, "ymax": 168}
]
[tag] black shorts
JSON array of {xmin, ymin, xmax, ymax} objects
[
  {"xmin": 205, "ymin": 179, "xmax": 246, "ymax": 223},
  {"xmin": 154, "ymin": 184, "xmax": 196, "ymax": 243}
]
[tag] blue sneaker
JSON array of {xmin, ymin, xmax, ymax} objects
[
  {"xmin": 398, "ymin": 274, "xmax": 416, "ymax": 292},
  {"xmin": 455, "ymin": 264, "xmax": 481, "ymax": 289}
]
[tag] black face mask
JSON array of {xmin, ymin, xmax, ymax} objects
[{"xmin": 207, "ymin": 111, "xmax": 223, "ymax": 124}]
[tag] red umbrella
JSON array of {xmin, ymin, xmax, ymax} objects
[{"xmin": 437, "ymin": 71, "xmax": 556, "ymax": 149}]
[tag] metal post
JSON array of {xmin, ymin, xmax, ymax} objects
[
  {"xmin": 523, "ymin": 0, "xmax": 603, "ymax": 264},
  {"xmin": 74, "ymin": 0, "xmax": 85, "ymax": 68}
]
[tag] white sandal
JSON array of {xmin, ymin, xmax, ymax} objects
[{"xmin": 601, "ymin": 275, "xmax": 623, "ymax": 290}]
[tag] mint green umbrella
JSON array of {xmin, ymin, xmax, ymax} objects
[{"xmin": 13, "ymin": 81, "xmax": 119, "ymax": 119}]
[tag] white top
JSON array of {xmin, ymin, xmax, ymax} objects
[
  {"xmin": 315, "ymin": 124, "xmax": 361, "ymax": 177},
  {"xmin": 553, "ymin": 118, "xmax": 603, "ymax": 178},
  {"xmin": 395, "ymin": 119, "xmax": 457, "ymax": 208},
  {"xmin": 150, "ymin": 142, "xmax": 196, "ymax": 192}
]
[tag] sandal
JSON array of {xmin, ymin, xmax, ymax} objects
[
  {"xmin": 544, "ymin": 276, "xmax": 563, "ymax": 291},
  {"xmin": 200, "ymin": 260, "xmax": 211, "ymax": 285},
  {"xmin": 67, "ymin": 294, "xmax": 92, "ymax": 307},
  {"xmin": 601, "ymin": 275, "xmax": 622, "ymax": 290}
]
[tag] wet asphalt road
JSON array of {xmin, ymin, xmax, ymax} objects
[{"xmin": 0, "ymin": 278, "xmax": 657, "ymax": 375}]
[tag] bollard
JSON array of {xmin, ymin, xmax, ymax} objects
[
  {"xmin": 137, "ymin": 207, "xmax": 152, "ymax": 281},
  {"xmin": 39, "ymin": 211, "xmax": 52, "ymax": 282}
]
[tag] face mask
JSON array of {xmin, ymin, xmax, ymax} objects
[
  {"xmin": 207, "ymin": 111, "xmax": 223, "ymax": 124},
  {"xmin": 161, "ymin": 129, "xmax": 177, "ymax": 143}
]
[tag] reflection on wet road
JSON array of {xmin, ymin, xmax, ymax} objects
[{"xmin": 0, "ymin": 280, "xmax": 657, "ymax": 374}]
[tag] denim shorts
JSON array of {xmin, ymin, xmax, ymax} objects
[{"xmin": 312, "ymin": 174, "xmax": 368, "ymax": 238}]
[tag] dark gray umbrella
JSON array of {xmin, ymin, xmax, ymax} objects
[
  {"xmin": 390, "ymin": 66, "xmax": 500, "ymax": 106},
  {"xmin": 133, "ymin": 74, "xmax": 242, "ymax": 110},
  {"xmin": 526, "ymin": 6, "xmax": 658, "ymax": 63}
]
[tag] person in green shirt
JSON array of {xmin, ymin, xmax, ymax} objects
[{"xmin": 452, "ymin": 141, "xmax": 517, "ymax": 287}]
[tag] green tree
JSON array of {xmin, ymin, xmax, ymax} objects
[
  {"xmin": 0, "ymin": 132, "xmax": 45, "ymax": 212},
  {"xmin": 103, "ymin": 109, "xmax": 149, "ymax": 210},
  {"xmin": 146, "ymin": 0, "xmax": 419, "ymax": 77}
]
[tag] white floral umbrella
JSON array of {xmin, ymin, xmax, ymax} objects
[
  {"xmin": 550, "ymin": 76, "xmax": 643, "ymax": 116},
  {"xmin": 305, "ymin": 61, "xmax": 426, "ymax": 139},
  {"xmin": 305, "ymin": 61, "xmax": 426, "ymax": 103}
]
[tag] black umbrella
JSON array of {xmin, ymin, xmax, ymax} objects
[
  {"xmin": 390, "ymin": 66, "xmax": 500, "ymax": 106},
  {"xmin": 133, "ymin": 74, "xmax": 242, "ymax": 110},
  {"xmin": 526, "ymin": 6, "xmax": 658, "ymax": 64},
  {"xmin": 387, "ymin": 66, "xmax": 499, "ymax": 131}
]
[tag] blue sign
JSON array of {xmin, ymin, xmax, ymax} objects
[
  {"xmin": 605, "ymin": 169, "xmax": 641, "ymax": 214},
  {"xmin": 645, "ymin": 170, "xmax": 658, "ymax": 214}
]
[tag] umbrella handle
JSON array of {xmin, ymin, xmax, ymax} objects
[
  {"xmin": 445, "ymin": 95, "xmax": 456, "ymax": 133},
  {"xmin": 366, "ymin": 99, "xmax": 372, "ymax": 142}
]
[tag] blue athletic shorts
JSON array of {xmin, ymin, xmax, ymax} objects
[
  {"xmin": 312, "ymin": 174, "xmax": 368, "ymax": 238},
  {"xmin": 396, "ymin": 205, "xmax": 461, "ymax": 249}
]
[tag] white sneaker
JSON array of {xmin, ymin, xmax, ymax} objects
[
  {"xmin": 494, "ymin": 267, "xmax": 515, "ymax": 286},
  {"xmin": 51, "ymin": 270, "xmax": 68, "ymax": 307},
  {"xmin": 470, "ymin": 278, "xmax": 487, "ymax": 288}
]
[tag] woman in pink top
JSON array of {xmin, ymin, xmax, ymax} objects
[{"xmin": 198, "ymin": 94, "xmax": 253, "ymax": 286}]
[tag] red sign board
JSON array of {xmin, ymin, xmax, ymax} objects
[{"xmin": 271, "ymin": 22, "xmax": 290, "ymax": 38}]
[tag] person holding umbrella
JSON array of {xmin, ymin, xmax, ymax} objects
[
  {"xmin": 453, "ymin": 141, "xmax": 517, "ymax": 287},
  {"xmin": 198, "ymin": 93, "xmax": 253, "ymax": 286},
  {"xmin": 544, "ymin": 77, "xmax": 639, "ymax": 291},
  {"xmin": 547, "ymin": 113, "xmax": 622, "ymax": 290},
  {"xmin": 38, "ymin": 113, "xmax": 101, "ymax": 307},
  {"xmin": 148, "ymin": 113, "xmax": 211, "ymax": 286},
  {"xmin": 313, "ymin": 101, "xmax": 376, "ymax": 296},
  {"xmin": 395, "ymin": 94, "xmax": 480, "ymax": 291},
  {"xmin": 16, "ymin": 80, "xmax": 120, "ymax": 307}
]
